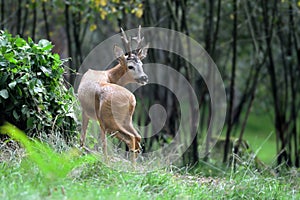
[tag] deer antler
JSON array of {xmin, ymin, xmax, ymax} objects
[
  {"xmin": 132, "ymin": 25, "xmax": 144, "ymax": 52},
  {"xmin": 121, "ymin": 28, "xmax": 132, "ymax": 56}
]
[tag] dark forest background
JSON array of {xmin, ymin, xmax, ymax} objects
[{"xmin": 1, "ymin": 0, "xmax": 299, "ymax": 168}]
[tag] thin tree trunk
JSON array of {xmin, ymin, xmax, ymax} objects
[
  {"xmin": 211, "ymin": 0, "xmax": 221, "ymax": 57},
  {"xmin": 262, "ymin": 0, "xmax": 288, "ymax": 166},
  {"xmin": 231, "ymin": 64, "xmax": 254, "ymax": 127},
  {"xmin": 72, "ymin": 9, "xmax": 83, "ymax": 70},
  {"xmin": 21, "ymin": 0, "xmax": 29, "ymax": 36},
  {"xmin": 32, "ymin": 1, "xmax": 37, "ymax": 41},
  {"xmin": 64, "ymin": 2, "xmax": 73, "ymax": 84},
  {"xmin": 1, "ymin": 0, "xmax": 5, "ymax": 30},
  {"xmin": 79, "ymin": 7, "xmax": 91, "ymax": 44},
  {"xmin": 233, "ymin": 62, "xmax": 261, "ymax": 157},
  {"xmin": 17, "ymin": 0, "xmax": 22, "ymax": 34},
  {"xmin": 288, "ymin": 3, "xmax": 299, "ymax": 167},
  {"xmin": 204, "ymin": 0, "xmax": 214, "ymax": 55},
  {"xmin": 182, "ymin": 0, "xmax": 199, "ymax": 164},
  {"xmin": 223, "ymin": 0, "xmax": 237, "ymax": 163},
  {"xmin": 42, "ymin": 1, "xmax": 50, "ymax": 41}
]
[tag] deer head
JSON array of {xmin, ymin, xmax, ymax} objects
[{"xmin": 113, "ymin": 25, "xmax": 149, "ymax": 85}]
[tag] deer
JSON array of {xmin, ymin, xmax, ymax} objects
[{"xmin": 77, "ymin": 26, "xmax": 149, "ymax": 163}]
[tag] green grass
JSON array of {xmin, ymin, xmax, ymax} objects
[
  {"xmin": 0, "ymin": 123, "xmax": 299, "ymax": 200},
  {"xmin": 0, "ymin": 160, "xmax": 299, "ymax": 200}
]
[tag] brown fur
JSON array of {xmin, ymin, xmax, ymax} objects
[
  {"xmin": 78, "ymin": 65, "xmax": 141, "ymax": 162},
  {"xmin": 78, "ymin": 27, "xmax": 148, "ymax": 163}
]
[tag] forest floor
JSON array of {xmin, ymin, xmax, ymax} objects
[
  {"xmin": 1, "ymin": 159, "xmax": 299, "ymax": 199},
  {"xmin": 0, "ymin": 118, "xmax": 299, "ymax": 200},
  {"xmin": 0, "ymin": 139, "xmax": 299, "ymax": 200}
]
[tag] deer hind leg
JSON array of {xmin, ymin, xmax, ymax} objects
[
  {"xmin": 115, "ymin": 129, "xmax": 137, "ymax": 164},
  {"xmin": 126, "ymin": 135, "xmax": 137, "ymax": 165},
  {"xmin": 126, "ymin": 125, "xmax": 142, "ymax": 153},
  {"xmin": 127, "ymin": 100, "xmax": 142, "ymax": 154},
  {"xmin": 100, "ymin": 127, "xmax": 108, "ymax": 161},
  {"xmin": 131, "ymin": 138, "xmax": 138, "ymax": 165},
  {"xmin": 80, "ymin": 112, "xmax": 89, "ymax": 147},
  {"xmin": 95, "ymin": 95, "xmax": 108, "ymax": 161}
]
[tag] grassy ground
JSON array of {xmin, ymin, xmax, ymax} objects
[
  {"xmin": 0, "ymin": 159, "xmax": 299, "ymax": 200},
  {"xmin": 0, "ymin": 155, "xmax": 300, "ymax": 199},
  {"xmin": 0, "ymin": 138, "xmax": 299, "ymax": 199},
  {"xmin": 0, "ymin": 117, "xmax": 299, "ymax": 200}
]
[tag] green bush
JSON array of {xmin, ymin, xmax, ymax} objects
[{"xmin": 0, "ymin": 30, "xmax": 76, "ymax": 138}]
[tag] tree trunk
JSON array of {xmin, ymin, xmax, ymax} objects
[{"xmin": 223, "ymin": 0, "xmax": 237, "ymax": 163}]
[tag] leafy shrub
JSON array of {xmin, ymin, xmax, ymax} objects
[{"xmin": 0, "ymin": 30, "xmax": 76, "ymax": 138}]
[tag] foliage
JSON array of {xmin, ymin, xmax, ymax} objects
[
  {"xmin": 0, "ymin": 31, "xmax": 76, "ymax": 137},
  {"xmin": 21, "ymin": 0, "xmax": 144, "ymax": 34},
  {"xmin": 89, "ymin": 0, "xmax": 144, "ymax": 21}
]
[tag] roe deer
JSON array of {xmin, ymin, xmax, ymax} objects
[{"xmin": 78, "ymin": 26, "xmax": 149, "ymax": 163}]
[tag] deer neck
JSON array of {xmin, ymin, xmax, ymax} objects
[{"xmin": 107, "ymin": 64, "xmax": 129, "ymax": 86}]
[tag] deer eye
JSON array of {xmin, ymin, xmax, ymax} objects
[{"xmin": 128, "ymin": 66, "xmax": 135, "ymax": 70}]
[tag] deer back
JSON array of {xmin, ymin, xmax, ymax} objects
[{"xmin": 96, "ymin": 82, "xmax": 136, "ymax": 131}]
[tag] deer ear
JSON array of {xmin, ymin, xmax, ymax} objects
[
  {"xmin": 113, "ymin": 45, "xmax": 124, "ymax": 58},
  {"xmin": 138, "ymin": 43, "xmax": 149, "ymax": 60}
]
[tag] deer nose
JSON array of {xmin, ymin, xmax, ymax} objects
[{"xmin": 140, "ymin": 75, "xmax": 148, "ymax": 83}]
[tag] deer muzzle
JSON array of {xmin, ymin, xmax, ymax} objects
[{"xmin": 136, "ymin": 75, "xmax": 148, "ymax": 85}]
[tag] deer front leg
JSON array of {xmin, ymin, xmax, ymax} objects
[{"xmin": 80, "ymin": 112, "xmax": 89, "ymax": 147}]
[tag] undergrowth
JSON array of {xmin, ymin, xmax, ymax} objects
[{"xmin": 0, "ymin": 30, "xmax": 76, "ymax": 138}]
